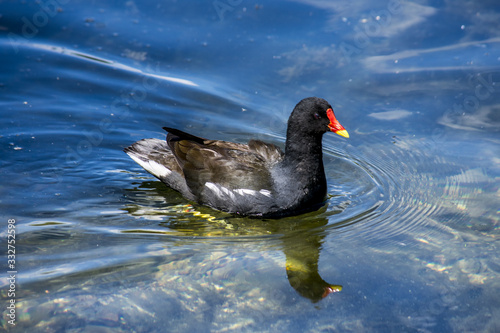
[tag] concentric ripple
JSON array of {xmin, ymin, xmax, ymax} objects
[{"xmin": 322, "ymin": 136, "xmax": 467, "ymax": 245}]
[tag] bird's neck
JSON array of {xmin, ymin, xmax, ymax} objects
[
  {"xmin": 282, "ymin": 131, "xmax": 327, "ymax": 200},
  {"xmin": 284, "ymin": 131, "xmax": 325, "ymax": 168},
  {"xmin": 277, "ymin": 131, "xmax": 327, "ymax": 209}
]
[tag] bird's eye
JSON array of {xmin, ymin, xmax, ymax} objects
[{"xmin": 313, "ymin": 113, "xmax": 320, "ymax": 119}]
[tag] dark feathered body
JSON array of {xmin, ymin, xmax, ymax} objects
[{"xmin": 124, "ymin": 97, "xmax": 348, "ymax": 218}]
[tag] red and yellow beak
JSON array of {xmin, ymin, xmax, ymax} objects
[
  {"xmin": 323, "ymin": 285, "xmax": 343, "ymax": 298},
  {"xmin": 326, "ymin": 108, "xmax": 349, "ymax": 138}
]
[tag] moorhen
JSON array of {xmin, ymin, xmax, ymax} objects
[{"xmin": 124, "ymin": 97, "xmax": 348, "ymax": 218}]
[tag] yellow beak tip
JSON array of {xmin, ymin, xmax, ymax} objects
[{"xmin": 335, "ymin": 129, "xmax": 349, "ymax": 138}]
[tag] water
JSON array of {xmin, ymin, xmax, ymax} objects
[{"xmin": 1, "ymin": 0, "xmax": 499, "ymax": 331}]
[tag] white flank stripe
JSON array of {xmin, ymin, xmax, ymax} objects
[
  {"xmin": 234, "ymin": 188, "xmax": 259, "ymax": 196},
  {"xmin": 259, "ymin": 189, "xmax": 272, "ymax": 197},
  {"xmin": 205, "ymin": 182, "xmax": 236, "ymax": 201},
  {"xmin": 206, "ymin": 183, "xmax": 272, "ymax": 200},
  {"xmin": 205, "ymin": 182, "xmax": 223, "ymax": 197}
]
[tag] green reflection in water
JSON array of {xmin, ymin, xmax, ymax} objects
[{"xmin": 123, "ymin": 182, "xmax": 344, "ymax": 302}]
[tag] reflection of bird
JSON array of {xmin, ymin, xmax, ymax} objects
[
  {"xmin": 285, "ymin": 247, "xmax": 342, "ymax": 303},
  {"xmin": 286, "ymin": 264, "xmax": 342, "ymax": 303},
  {"xmin": 124, "ymin": 182, "xmax": 343, "ymax": 302},
  {"xmin": 124, "ymin": 97, "xmax": 348, "ymax": 218}
]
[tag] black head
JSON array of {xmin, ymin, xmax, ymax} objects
[{"xmin": 288, "ymin": 97, "xmax": 348, "ymax": 138}]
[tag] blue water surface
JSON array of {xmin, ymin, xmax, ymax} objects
[{"xmin": 1, "ymin": 0, "xmax": 499, "ymax": 332}]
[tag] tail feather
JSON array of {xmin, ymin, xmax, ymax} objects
[{"xmin": 124, "ymin": 138, "xmax": 192, "ymax": 198}]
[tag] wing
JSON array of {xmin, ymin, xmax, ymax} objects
[{"xmin": 163, "ymin": 128, "xmax": 284, "ymax": 200}]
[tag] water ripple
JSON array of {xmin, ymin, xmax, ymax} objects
[{"xmin": 323, "ymin": 136, "xmax": 459, "ymax": 245}]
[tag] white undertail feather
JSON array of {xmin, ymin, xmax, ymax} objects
[{"xmin": 128, "ymin": 154, "xmax": 172, "ymax": 178}]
